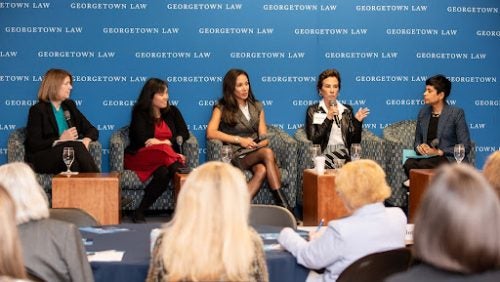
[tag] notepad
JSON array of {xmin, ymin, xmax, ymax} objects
[{"xmin": 402, "ymin": 149, "xmax": 436, "ymax": 164}]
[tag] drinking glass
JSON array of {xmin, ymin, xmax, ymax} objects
[
  {"xmin": 309, "ymin": 144, "xmax": 322, "ymax": 168},
  {"xmin": 454, "ymin": 143, "xmax": 465, "ymax": 164},
  {"xmin": 221, "ymin": 145, "xmax": 232, "ymax": 164},
  {"xmin": 333, "ymin": 159, "xmax": 346, "ymax": 169},
  {"xmin": 350, "ymin": 143, "xmax": 362, "ymax": 161},
  {"xmin": 62, "ymin": 147, "xmax": 77, "ymax": 175}
]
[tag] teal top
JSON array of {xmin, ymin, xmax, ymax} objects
[{"xmin": 51, "ymin": 103, "xmax": 68, "ymax": 136}]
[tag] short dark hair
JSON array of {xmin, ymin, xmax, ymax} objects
[
  {"xmin": 425, "ymin": 74, "xmax": 451, "ymax": 99},
  {"xmin": 414, "ymin": 164, "xmax": 500, "ymax": 274},
  {"xmin": 317, "ymin": 69, "xmax": 341, "ymax": 92}
]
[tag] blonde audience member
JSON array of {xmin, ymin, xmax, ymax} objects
[
  {"xmin": 387, "ymin": 164, "xmax": 500, "ymax": 281},
  {"xmin": 146, "ymin": 161, "xmax": 269, "ymax": 282},
  {"xmin": 278, "ymin": 160, "xmax": 406, "ymax": 282},
  {"xmin": 0, "ymin": 162, "xmax": 94, "ymax": 282},
  {"xmin": 0, "ymin": 185, "xmax": 27, "ymax": 281},
  {"xmin": 483, "ymin": 150, "xmax": 500, "ymax": 198}
]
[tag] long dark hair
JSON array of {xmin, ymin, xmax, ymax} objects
[
  {"xmin": 132, "ymin": 78, "xmax": 169, "ymax": 120},
  {"xmin": 218, "ymin": 69, "xmax": 257, "ymax": 125}
]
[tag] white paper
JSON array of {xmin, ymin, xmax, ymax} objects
[
  {"xmin": 312, "ymin": 112, "xmax": 327, "ymax": 124},
  {"xmin": 87, "ymin": 250, "xmax": 125, "ymax": 262}
]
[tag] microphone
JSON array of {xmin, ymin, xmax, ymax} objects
[
  {"xmin": 430, "ymin": 138, "xmax": 439, "ymax": 149},
  {"xmin": 176, "ymin": 135, "xmax": 183, "ymax": 155},
  {"xmin": 329, "ymin": 100, "xmax": 340, "ymax": 127},
  {"xmin": 63, "ymin": 110, "xmax": 74, "ymax": 128}
]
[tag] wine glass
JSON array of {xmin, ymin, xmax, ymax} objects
[
  {"xmin": 62, "ymin": 147, "xmax": 77, "ymax": 175},
  {"xmin": 454, "ymin": 143, "xmax": 465, "ymax": 164},
  {"xmin": 309, "ymin": 144, "xmax": 322, "ymax": 168},
  {"xmin": 221, "ymin": 145, "xmax": 232, "ymax": 164},
  {"xmin": 350, "ymin": 143, "xmax": 362, "ymax": 161}
]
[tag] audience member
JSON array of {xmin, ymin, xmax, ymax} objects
[
  {"xmin": 483, "ymin": 150, "xmax": 500, "ymax": 197},
  {"xmin": 25, "ymin": 68, "xmax": 99, "ymax": 174},
  {"xmin": 0, "ymin": 185, "xmax": 27, "ymax": 281},
  {"xmin": 0, "ymin": 162, "xmax": 94, "ymax": 282},
  {"xmin": 403, "ymin": 74, "xmax": 471, "ymax": 187},
  {"xmin": 124, "ymin": 78, "xmax": 189, "ymax": 223},
  {"xmin": 305, "ymin": 68, "xmax": 370, "ymax": 167},
  {"xmin": 207, "ymin": 68, "xmax": 290, "ymax": 210},
  {"xmin": 146, "ymin": 161, "xmax": 269, "ymax": 282},
  {"xmin": 278, "ymin": 159, "xmax": 406, "ymax": 281},
  {"xmin": 387, "ymin": 164, "xmax": 500, "ymax": 281}
]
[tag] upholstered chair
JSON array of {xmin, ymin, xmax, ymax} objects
[
  {"xmin": 294, "ymin": 127, "xmax": 385, "ymax": 209},
  {"xmin": 206, "ymin": 125, "xmax": 298, "ymax": 208},
  {"xmin": 7, "ymin": 127, "xmax": 102, "ymax": 204},
  {"xmin": 382, "ymin": 120, "xmax": 476, "ymax": 207},
  {"xmin": 109, "ymin": 126, "xmax": 199, "ymax": 211}
]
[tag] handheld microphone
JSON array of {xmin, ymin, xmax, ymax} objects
[
  {"xmin": 329, "ymin": 100, "xmax": 340, "ymax": 127},
  {"xmin": 63, "ymin": 110, "xmax": 74, "ymax": 128},
  {"xmin": 176, "ymin": 135, "xmax": 183, "ymax": 155},
  {"xmin": 430, "ymin": 138, "xmax": 439, "ymax": 149}
]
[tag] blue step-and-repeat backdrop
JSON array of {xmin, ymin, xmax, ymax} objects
[{"xmin": 1, "ymin": 0, "xmax": 499, "ymax": 172}]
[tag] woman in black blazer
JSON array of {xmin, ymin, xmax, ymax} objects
[
  {"xmin": 25, "ymin": 69, "xmax": 99, "ymax": 174},
  {"xmin": 125, "ymin": 78, "xmax": 189, "ymax": 222}
]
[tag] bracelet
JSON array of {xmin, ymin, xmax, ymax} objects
[{"xmin": 234, "ymin": 136, "xmax": 240, "ymax": 144}]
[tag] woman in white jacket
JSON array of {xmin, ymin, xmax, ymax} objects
[{"xmin": 278, "ymin": 159, "xmax": 407, "ymax": 282}]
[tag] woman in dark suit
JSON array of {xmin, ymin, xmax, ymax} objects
[
  {"xmin": 25, "ymin": 68, "xmax": 99, "ymax": 174},
  {"xmin": 125, "ymin": 78, "xmax": 189, "ymax": 222}
]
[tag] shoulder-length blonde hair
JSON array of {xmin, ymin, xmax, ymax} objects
[
  {"xmin": 414, "ymin": 164, "xmax": 500, "ymax": 273},
  {"xmin": 37, "ymin": 68, "xmax": 73, "ymax": 102},
  {"xmin": 483, "ymin": 150, "xmax": 500, "ymax": 198},
  {"xmin": 0, "ymin": 185, "xmax": 26, "ymax": 279},
  {"xmin": 160, "ymin": 161, "xmax": 255, "ymax": 281},
  {"xmin": 335, "ymin": 159, "xmax": 391, "ymax": 211},
  {"xmin": 0, "ymin": 162, "xmax": 49, "ymax": 224}
]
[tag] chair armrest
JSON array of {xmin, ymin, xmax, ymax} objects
[
  {"xmin": 183, "ymin": 132, "xmax": 199, "ymax": 168},
  {"xmin": 88, "ymin": 141, "xmax": 102, "ymax": 171},
  {"xmin": 109, "ymin": 130, "xmax": 126, "ymax": 172},
  {"xmin": 206, "ymin": 138, "xmax": 223, "ymax": 161},
  {"xmin": 360, "ymin": 129, "xmax": 385, "ymax": 169},
  {"xmin": 8, "ymin": 128, "xmax": 26, "ymax": 162}
]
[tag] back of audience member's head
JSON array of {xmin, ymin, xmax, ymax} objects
[
  {"xmin": 160, "ymin": 161, "xmax": 255, "ymax": 281},
  {"xmin": 483, "ymin": 150, "xmax": 500, "ymax": 198},
  {"xmin": 0, "ymin": 162, "xmax": 49, "ymax": 224},
  {"xmin": 335, "ymin": 159, "xmax": 391, "ymax": 211},
  {"xmin": 414, "ymin": 164, "xmax": 500, "ymax": 274},
  {"xmin": 0, "ymin": 185, "xmax": 27, "ymax": 279}
]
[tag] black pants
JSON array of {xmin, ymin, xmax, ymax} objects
[
  {"xmin": 29, "ymin": 141, "xmax": 99, "ymax": 174},
  {"xmin": 403, "ymin": 156, "xmax": 449, "ymax": 177},
  {"xmin": 137, "ymin": 162, "xmax": 182, "ymax": 212}
]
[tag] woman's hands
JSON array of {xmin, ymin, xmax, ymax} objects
[
  {"xmin": 60, "ymin": 127, "xmax": 78, "ymax": 141},
  {"xmin": 145, "ymin": 138, "xmax": 172, "ymax": 147},
  {"xmin": 354, "ymin": 107, "xmax": 370, "ymax": 122}
]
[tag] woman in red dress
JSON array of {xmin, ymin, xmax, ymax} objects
[{"xmin": 124, "ymin": 78, "xmax": 189, "ymax": 222}]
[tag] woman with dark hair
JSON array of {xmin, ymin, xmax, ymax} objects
[
  {"xmin": 387, "ymin": 164, "xmax": 500, "ymax": 281},
  {"xmin": 306, "ymin": 69, "xmax": 370, "ymax": 167},
  {"xmin": 125, "ymin": 78, "xmax": 189, "ymax": 222},
  {"xmin": 25, "ymin": 68, "xmax": 99, "ymax": 173},
  {"xmin": 206, "ymin": 69, "xmax": 291, "ymax": 210}
]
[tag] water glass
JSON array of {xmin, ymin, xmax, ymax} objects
[
  {"xmin": 350, "ymin": 143, "xmax": 362, "ymax": 161},
  {"xmin": 221, "ymin": 145, "xmax": 232, "ymax": 163},
  {"xmin": 454, "ymin": 143, "xmax": 465, "ymax": 164},
  {"xmin": 309, "ymin": 144, "xmax": 322, "ymax": 168},
  {"xmin": 62, "ymin": 147, "xmax": 78, "ymax": 175}
]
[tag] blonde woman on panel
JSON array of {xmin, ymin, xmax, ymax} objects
[
  {"xmin": 0, "ymin": 162, "xmax": 93, "ymax": 282},
  {"xmin": 387, "ymin": 164, "xmax": 500, "ymax": 281},
  {"xmin": 146, "ymin": 161, "xmax": 269, "ymax": 282},
  {"xmin": 0, "ymin": 185, "xmax": 27, "ymax": 281},
  {"xmin": 278, "ymin": 160, "xmax": 406, "ymax": 282},
  {"xmin": 483, "ymin": 150, "xmax": 500, "ymax": 198}
]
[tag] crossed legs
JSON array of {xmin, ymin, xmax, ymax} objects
[{"xmin": 239, "ymin": 147, "xmax": 281, "ymax": 198}]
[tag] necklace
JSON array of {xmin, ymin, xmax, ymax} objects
[{"xmin": 432, "ymin": 112, "xmax": 441, "ymax": 117}]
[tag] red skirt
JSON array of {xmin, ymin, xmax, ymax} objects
[{"xmin": 124, "ymin": 144, "xmax": 182, "ymax": 182}]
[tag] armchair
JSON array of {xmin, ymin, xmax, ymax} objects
[
  {"xmin": 206, "ymin": 125, "xmax": 298, "ymax": 208},
  {"xmin": 7, "ymin": 127, "xmax": 102, "ymax": 203},
  {"xmin": 109, "ymin": 126, "xmax": 199, "ymax": 211},
  {"xmin": 294, "ymin": 127, "xmax": 385, "ymax": 207},
  {"xmin": 382, "ymin": 120, "xmax": 476, "ymax": 207}
]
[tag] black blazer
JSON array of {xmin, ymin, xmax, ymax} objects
[
  {"xmin": 125, "ymin": 106, "xmax": 189, "ymax": 155},
  {"xmin": 25, "ymin": 99, "xmax": 98, "ymax": 159}
]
